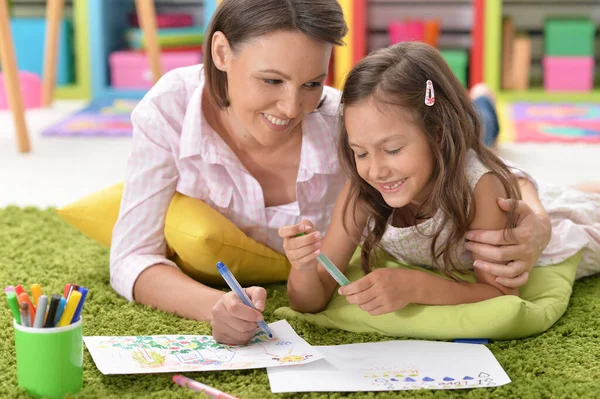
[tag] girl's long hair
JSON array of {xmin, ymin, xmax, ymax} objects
[{"xmin": 338, "ymin": 42, "xmax": 521, "ymax": 278}]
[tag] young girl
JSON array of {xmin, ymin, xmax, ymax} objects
[{"xmin": 279, "ymin": 42, "xmax": 600, "ymax": 315}]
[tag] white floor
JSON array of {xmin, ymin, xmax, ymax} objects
[{"xmin": 1, "ymin": 101, "xmax": 599, "ymax": 208}]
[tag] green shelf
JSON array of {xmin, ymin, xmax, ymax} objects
[{"xmin": 498, "ymin": 88, "xmax": 600, "ymax": 102}]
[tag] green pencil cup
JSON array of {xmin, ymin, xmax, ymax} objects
[{"xmin": 13, "ymin": 317, "xmax": 83, "ymax": 398}]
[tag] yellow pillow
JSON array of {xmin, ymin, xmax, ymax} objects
[{"xmin": 56, "ymin": 183, "xmax": 291, "ymax": 286}]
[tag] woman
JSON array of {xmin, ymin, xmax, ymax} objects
[{"xmin": 111, "ymin": 0, "xmax": 551, "ymax": 345}]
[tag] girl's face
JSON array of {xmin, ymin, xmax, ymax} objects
[
  {"xmin": 344, "ymin": 97, "xmax": 436, "ymax": 210},
  {"xmin": 213, "ymin": 29, "xmax": 332, "ymax": 148}
]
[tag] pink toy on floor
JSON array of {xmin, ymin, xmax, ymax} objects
[{"xmin": 0, "ymin": 71, "xmax": 42, "ymax": 109}]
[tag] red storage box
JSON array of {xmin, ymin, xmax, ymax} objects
[{"xmin": 128, "ymin": 13, "xmax": 193, "ymax": 29}]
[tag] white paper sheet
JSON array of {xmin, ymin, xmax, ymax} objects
[
  {"xmin": 267, "ymin": 340, "xmax": 511, "ymax": 392},
  {"xmin": 84, "ymin": 320, "xmax": 322, "ymax": 374}
]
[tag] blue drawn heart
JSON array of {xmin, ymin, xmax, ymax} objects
[
  {"xmin": 423, "ymin": 377, "xmax": 435, "ymax": 382},
  {"xmin": 443, "ymin": 377, "xmax": 455, "ymax": 381},
  {"xmin": 463, "ymin": 376, "xmax": 474, "ymax": 380},
  {"xmin": 404, "ymin": 377, "xmax": 416, "ymax": 382}
]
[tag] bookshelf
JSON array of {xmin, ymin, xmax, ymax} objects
[
  {"xmin": 485, "ymin": 0, "xmax": 600, "ymax": 102},
  {"xmin": 88, "ymin": 0, "xmax": 206, "ymax": 101},
  {"xmin": 9, "ymin": 0, "xmax": 91, "ymax": 100}
]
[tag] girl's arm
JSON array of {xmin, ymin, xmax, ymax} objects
[
  {"xmin": 405, "ymin": 173, "xmax": 519, "ymax": 306},
  {"xmin": 466, "ymin": 178, "xmax": 552, "ymax": 287},
  {"xmin": 468, "ymin": 173, "xmax": 519, "ymax": 296},
  {"xmin": 284, "ymin": 181, "xmax": 367, "ymax": 313}
]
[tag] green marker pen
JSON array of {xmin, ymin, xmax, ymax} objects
[
  {"xmin": 296, "ymin": 232, "xmax": 350, "ymax": 286},
  {"xmin": 6, "ymin": 291, "xmax": 21, "ymax": 325}
]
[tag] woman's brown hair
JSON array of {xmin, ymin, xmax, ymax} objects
[
  {"xmin": 338, "ymin": 42, "xmax": 522, "ymax": 279},
  {"xmin": 203, "ymin": 0, "xmax": 348, "ymax": 108}
]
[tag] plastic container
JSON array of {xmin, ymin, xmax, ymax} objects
[
  {"xmin": 9, "ymin": 18, "xmax": 73, "ymax": 85},
  {"xmin": 109, "ymin": 50, "xmax": 202, "ymax": 89},
  {"xmin": 544, "ymin": 18, "xmax": 596, "ymax": 56},
  {"xmin": 543, "ymin": 56, "xmax": 595, "ymax": 91},
  {"xmin": 128, "ymin": 12, "xmax": 194, "ymax": 29},
  {"xmin": 440, "ymin": 49, "xmax": 469, "ymax": 87},
  {"xmin": 0, "ymin": 71, "xmax": 42, "ymax": 109},
  {"xmin": 13, "ymin": 318, "xmax": 83, "ymax": 398},
  {"xmin": 388, "ymin": 20, "xmax": 425, "ymax": 44}
]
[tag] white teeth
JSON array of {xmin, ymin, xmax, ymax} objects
[
  {"xmin": 382, "ymin": 179, "xmax": 406, "ymax": 189},
  {"xmin": 264, "ymin": 113, "xmax": 291, "ymax": 126}
]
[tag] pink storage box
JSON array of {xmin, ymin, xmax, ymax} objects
[
  {"xmin": 389, "ymin": 21, "xmax": 425, "ymax": 44},
  {"xmin": 109, "ymin": 50, "xmax": 202, "ymax": 89},
  {"xmin": 543, "ymin": 56, "xmax": 595, "ymax": 91},
  {"xmin": 128, "ymin": 13, "xmax": 193, "ymax": 28},
  {"xmin": 0, "ymin": 71, "xmax": 41, "ymax": 109}
]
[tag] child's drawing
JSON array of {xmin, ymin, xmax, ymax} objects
[
  {"xmin": 267, "ymin": 340, "xmax": 511, "ymax": 393},
  {"xmin": 84, "ymin": 320, "xmax": 323, "ymax": 375}
]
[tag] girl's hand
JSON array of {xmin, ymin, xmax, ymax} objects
[
  {"xmin": 338, "ymin": 269, "xmax": 415, "ymax": 315},
  {"xmin": 466, "ymin": 197, "xmax": 552, "ymax": 288},
  {"xmin": 278, "ymin": 220, "xmax": 322, "ymax": 270},
  {"xmin": 211, "ymin": 287, "xmax": 267, "ymax": 345}
]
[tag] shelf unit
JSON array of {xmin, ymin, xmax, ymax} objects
[
  {"xmin": 363, "ymin": 0, "xmax": 483, "ymax": 88},
  {"xmin": 88, "ymin": 0, "xmax": 206, "ymax": 101},
  {"xmin": 9, "ymin": 0, "xmax": 91, "ymax": 100},
  {"xmin": 485, "ymin": 0, "xmax": 600, "ymax": 102}
]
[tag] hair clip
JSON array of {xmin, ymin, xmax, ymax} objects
[{"xmin": 424, "ymin": 80, "xmax": 435, "ymax": 106}]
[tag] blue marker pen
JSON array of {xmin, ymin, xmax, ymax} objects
[
  {"xmin": 216, "ymin": 262, "xmax": 274, "ymax": 339},
  {"xmin": 70, "ymin": 286, "xmax": 88, "ymax": 324},
  {"xmin": 54, "ymin": 297, "xmax": 67, "ymax": 326}
]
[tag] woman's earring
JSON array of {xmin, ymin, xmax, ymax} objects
[{"xmin": 424, "ymin": 80, "xmax": 435, "ymax": 106}]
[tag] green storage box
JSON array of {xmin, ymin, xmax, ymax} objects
[
  {"xmin": 544, "ymin": 18, "xmax": 596, "ymax": 56},
  {"xmin": 440, "ymin": 49, "xmax": 468, "ymax": 87}
]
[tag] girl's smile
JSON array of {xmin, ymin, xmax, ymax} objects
[
  {"xmin": 378, "ymin": 178, "xmax": 407, "ymax": 194},
  {"xmin": 345, "ymin": 97, "xmax": 435, "ymax": 210}
]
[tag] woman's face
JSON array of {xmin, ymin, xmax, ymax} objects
[{"xmin": 213, "ymin": 29, "xmax": 332, "ymax": 148}]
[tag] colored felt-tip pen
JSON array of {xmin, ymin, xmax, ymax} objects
[
  {"xmin": 295, "ymin": 232, "xmax": 350, "ymax": 286},
  {"xmin": 216, "ymin": 262, "xmax": 273, "ymax": 339},
  {"xmin": 172, "ymin": 375, "xmax": 241, "ymax": 399},
  {"xmin": 6, "ymin": 291, "xmax": 21, "ymax": 325}
]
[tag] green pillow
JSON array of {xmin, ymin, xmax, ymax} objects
[{"xmin": 275, "ymin": 249, "xmax": 581, "ymax": 340}]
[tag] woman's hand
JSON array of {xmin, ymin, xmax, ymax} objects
[
  {"xmin": 338, "ymin": 269, "xmax": 416, "ymax": 315},
  {"xmin": 210, "ymin": 286, "xmax": 267, "ymax": 345},
  {"xmin": 465, "ymin": 197, "xmax": 552, "ymax": 288},
  {"xmin": 278, "ymin": 220, "xmax": 322, "ymax": 270}
]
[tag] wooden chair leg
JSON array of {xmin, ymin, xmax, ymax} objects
[
  {"xmin": 0, "ymin": 0, "xmax": 31, "ymax": 153},
  {"xmin": 134, "ymin": 0, "xmax": 162, "ymax": 83},
  {"xmin": 42, "ymin": 0, "xmax": 65, "ymax": 106}
]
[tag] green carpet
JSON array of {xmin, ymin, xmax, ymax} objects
[{"xmin": 1, "ymin": 207, "xmax": 600, "ymax": 398}]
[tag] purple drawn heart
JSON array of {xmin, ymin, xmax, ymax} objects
[
  {"xmin": 463, "ymin": 376, "xmax": 474, "ymax": 380},
  {"xmin": 423, "ymin": 377, "xmax": 435, "ymax": 382},
  {"xmin": 390, "ymin": 378, "xmax": 399, "ymax": 382},
  {"xmin": 443, "ymin": 377, "xmax": 455, "ymax": 381}
]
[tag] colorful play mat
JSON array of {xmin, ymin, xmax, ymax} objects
[
  {"xmin": 41, "ymin": 99, "xmax": 137, "ymax": 137},
  {"xmin": 501, "ymin": 102, "xmax": 600, "ymax": 143}
]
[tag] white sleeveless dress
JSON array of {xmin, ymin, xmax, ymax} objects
[{"xmin": 378, "ymin": 150, "xmax": 600, "ymax": 279}]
